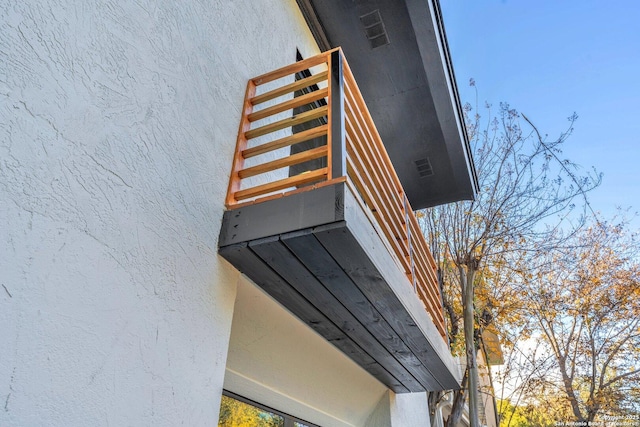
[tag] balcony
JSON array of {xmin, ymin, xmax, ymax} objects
[{"xmin": 218, "ymin": 49, "xmax": 461, "ymax": 392}]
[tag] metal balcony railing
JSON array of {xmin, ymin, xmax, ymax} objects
[{"xmin": 225, "ymin": 48, "xmax": 447, "ymax": 339}]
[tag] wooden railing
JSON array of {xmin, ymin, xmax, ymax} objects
[{"xmin": 225, "ymin": 48, "xmax": 447, "ymax": 339}]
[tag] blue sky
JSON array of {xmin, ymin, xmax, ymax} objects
[{"xmin": 440, "ymin": 1, "xmax": 640, "ymax": 226}]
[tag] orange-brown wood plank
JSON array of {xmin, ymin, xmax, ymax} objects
[
  {"xmin": 226, "ymin": 80, "xmax": 257, "ymax": 207},
  {"xmin": 344, "ymin": 118, "xmax": 407, "ymax": 247},
  {"xmin": 344, "ymin": 99, "xmax": 403, "ymax": 217},
  {"xmin": 234, "ymin": 168, "xmax": 327, "ymax": 201},
  {"xmin": 346, "ymin": 155, "xmax": 412, "ymax": 276},
  {"xmin": 345, "ymin": 154, "xmax": 377, "ymax": 217},
  {"xmin": 343, "ymin": 65, "xmax": 405, "ymax": 195},
  {"xmin": 411, "ymin": 250, "xmax": 445, "ymax": 320},
  {"xmin": 248, "ymin": 88, "xmax": 328, "ymax": 122},
  {"xmin": 418, "ymin": 288, "xmax": 444, "ymax": 333},
  {"xmin": 413, "ymin": 252, "xmax": 440, "ymax": 303},
  {"xmin": 415, "ymin": 276, "xmax": 444, "ymax": 323},
  {"xmin": 345, "ymin": 115, "xmax": 406, "ymax": 238},
  {"xmin": 251, "ymin": 49, "xmax": 336, "ymax": 86},
  {"xmin": 238, "ymin": 146, "xmax": 327, "ymax": 179},
  {"xmin": 407, "ymin": 217, "xmax": 443, "ymax": 312},
  {"xmin": 245, "ymin": 106, "xmax": 327, "ymax": 140},
  {"xmin": 252, "ymin": 71, "xmax": 328, "ymax": 106},
  {"xmin": 407, "ymin": 212, "xmax": 441, "ymax": 290},
  {"xmin": 345, "ymin": 143, "xmax": 411, "ymax": 276},
  {"xmin": 417, "ymin": 287, "xmax": 446, "ymax": 337},
  {"xmin": 407, "ymin": 218, "xmax": 437, "ymax": 277},
  {"xmin": 415, "ymin": 278, "xmax": 440, "ymax": 318},
  {"xmin": 414, "ymin": 267, "xmax": 442, "ymax": 319},
  {"xmin": 343, "ymin": 80, "xmax": 404, "ymax": 208},
  {"xmin": 345, "ymin": 128, "xmax": 410, "ymax": 265},
  {"xmin": 229, "ymin": 176, "xmax": 346, "ymax": 209},
  {"xmin": 343, "ymin": 83, "xmax": 405, "ymax": 216},
  {"xmin": 242, "ymin": 125, "xmax": 328, "ymax": 159},
  {"xmin": 344, "ymin": 107, "xmax": 409, "ymax": 256},
  {"xmin": 412, "ymin": 235, "xmax": 440, "ymax": 288}
]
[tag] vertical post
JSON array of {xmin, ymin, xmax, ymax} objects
[
  {"xmin": 328, "ymin": 49, "xmax": 346, "ymax": 179},
  {"xmin": 404, "ymin": 194, "xmax": 417, "ymax": 292},
  {"xmin": 225, "ymin": 80, "xmax": 256, "ymax": 207},
  {"xmin": 437, "ymin": 267, "xmax": 450, "ymax": 344}
]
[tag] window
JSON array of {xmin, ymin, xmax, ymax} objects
[{"xmin": 218, "ymin": 391, "xmax": 319, "ymax": 427}]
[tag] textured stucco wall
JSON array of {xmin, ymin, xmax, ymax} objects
[
  {"xmin": 389, "ymin": 392, "xmax": 431, "ymax": 427},
  {"xmin": 0, "ymin": 0, "xmax": 319, "ymax": 425},
  {"xmin": 366, "ymin": 391, "xmax": 432, "ymax": 427}
]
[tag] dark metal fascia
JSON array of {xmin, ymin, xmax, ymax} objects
[
  {"xmin": 295, "ymin": 0, "xmax": 332, "ymax": 52},
  {"xmin": 430, "ymin": 0, "xmax": 479, "ymax": 194}
]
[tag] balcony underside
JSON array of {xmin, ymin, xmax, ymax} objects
[{"xmin": 219, "ymin": 182, "xmax": 460, "ymax": 392}]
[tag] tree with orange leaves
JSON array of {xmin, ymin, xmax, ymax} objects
[
  {"xmin": 421, "ymin": 96, "xmax": 601, "ymax": 427},
  {"xmin": 519, "ymin": 219, "xmax": 640, "ymax": 420}
]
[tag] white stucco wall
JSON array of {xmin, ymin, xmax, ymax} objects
[
  {"xmin": 365, "ymin": 391, "xmax": 432, "ymax": 427},
  {"xmin": 389, "ymin": 392, "xmax": 431, "ymax": 427},
  {"xmin": 0, "ymin": 0, "xmax": 319, "ymax": 425}
]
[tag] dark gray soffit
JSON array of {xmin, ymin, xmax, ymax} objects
[{"xmin": 297, "ymin": 0, "xmax": 478, "ymax": 208}]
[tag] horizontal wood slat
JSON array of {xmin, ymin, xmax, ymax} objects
[
  {"xmin": 248, "ymin": 88, "xmax": 328, "ymax": 122},
  {"xmin": 234, "ymin": 168, "xmax": 327, "ymax": 201},
  {"xmin": 344, "ymin": 104, "xmax": 409, "ymax": 254},
  {"xmin": 343, "ymin": 79, "xmax": 412, "ymax": 275},
  {"xmin": 346, "ymin": 155, "xmax": 412, "ymax": 277},
  {"xmin": 252, "ymin": 71, "xmax": 328, "ymax": 106},
  {"xmin": 242, "ymin": 125, "xmax": 328, "ymax": 159},
  {"xmin": 228, "ymin": 177, "xmax": 346, "ymax": 209},
  {"xmin": 343, "ymin": 68, "xmax": 403, "ymax": 195},
  {"xmin": 345, "ymin": 131, "xmax": 411, "ymax": 272},
  {"xmin": 245, "ymin": 106, "xmax": 328, "ymax": 140},
  {"xmin": 239, "ymin": 146, "xmax": 327, "ymax": 179},
  {"xmin": 251, "ymin": 48, "xmax": 337, "ymax": 86}
]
